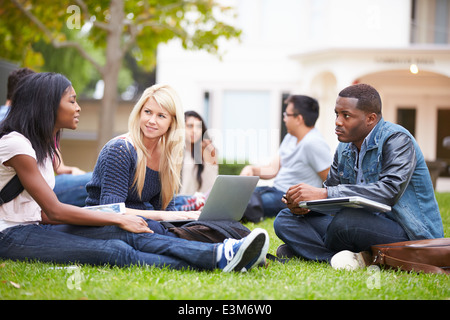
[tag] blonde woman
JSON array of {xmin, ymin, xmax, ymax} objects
[{"xmin": 86, "ymin": 84, "xmax": 199, "ymax": 221}]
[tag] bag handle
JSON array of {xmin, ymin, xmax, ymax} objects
[
  {"xmin": 0, "ymin": 132, "xmax": 25, "ymax": 205},
  {"xmin": 0, "ymin": 175, "xmax": 24, "ymax": 205},
  {"xmin": 374, "ymin": 251, "xmax": 450, "ymax": 274}
]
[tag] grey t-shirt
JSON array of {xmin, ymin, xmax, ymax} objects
[{"xmin": 273, "ymin": 128, "xmax": 332, "ymax": 192}]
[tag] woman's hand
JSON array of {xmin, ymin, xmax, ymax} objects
[
  {"xmin": 125, "ymin": 208, "xmax": 200, "ymax": 221},
  {"xmin": 117, "ymin": 215, "xmax": 154, "ymax": 233},
  {"xmin": 202, "ymin": 139, "xmax": 217, "ymax": 165},
  {"xmin": 161, "ymin": 211, "xmax": 201, "ymax": 221}
]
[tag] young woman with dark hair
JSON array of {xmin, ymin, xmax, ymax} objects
[
  {"xmin": 181, "ymin": 111, "xmax": 218, "ymax": 194},
  {"xmin": 0, "ymin": 72, "xmax": 268, "ymax": 271},
  {"xmin": 173, "ymin": 111, "xmax": 218, "ymax": 211}
]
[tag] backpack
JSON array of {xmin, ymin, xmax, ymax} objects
[
  {"xmin": 242, "ymin": 192, "xmax": 265, "ymax": 223},
  {"xmin": 161, "ymin": 220, "xmax": 251, "ymax": 243}
]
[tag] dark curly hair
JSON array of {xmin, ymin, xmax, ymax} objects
[{"xmin": 6, "ymin": 68, "xmax": 35, "ymax": 100}]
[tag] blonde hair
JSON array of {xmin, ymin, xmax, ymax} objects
[{"xmin": 128, "ymin": 84, "xmax": 185, "ymax": 209}]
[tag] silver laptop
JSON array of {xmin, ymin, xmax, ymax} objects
[
  {"xmin": 298, "ymin": 196, "xmax": 391, "ymax": 215},
  {"xmin": 167, "ymin": 175, "xmax": 259, "ymax": 223}
]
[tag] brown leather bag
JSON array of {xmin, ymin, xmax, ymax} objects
[{"xmin": 371, "ymin": 238, "xmax": 450, "ymax": 274}]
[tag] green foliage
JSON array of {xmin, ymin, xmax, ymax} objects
[
  {"xmin": 218, "ymin": 161, "xmax": 249, "ymax": 175},
  {"xmin": 0, "ymin": 0, "xmax": 241, "ymax": 74},
  {"xmin": 32, "ymin": 34, "xmax": 102, "ymax": 95},
  {"xmin": 436, "ymin": 192, "xmax": 450, "ymax": 237}
]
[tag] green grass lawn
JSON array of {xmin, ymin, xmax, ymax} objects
[{"xmin": 1, "ymin": 193, "xmax": 449, "ymax": 301}]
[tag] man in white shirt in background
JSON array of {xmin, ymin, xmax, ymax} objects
[{"xmin": 240, "ymin": 95, "xmax": 332, "ymax": 222}]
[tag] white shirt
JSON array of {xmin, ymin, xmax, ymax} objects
[
  {"xmin": 274, "ymin": 128, "xmax": 332, "ymax": 192},
  {"xmin": 0, "ymin": 132, "xmax": 55, "ymax": 232}
]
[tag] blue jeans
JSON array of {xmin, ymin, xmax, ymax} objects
[
  {"xmin": 54, "ymin": 173, "xmax": 93, "ymax": 207},
  {"xmin": 254, "ymin": 186, "xmax": 286, "ymax": 217},
  {"xmin": 0, "ymin": 222, "xmax": 218, "ymax": 270},
  {"xmin": 274, "ymin": 208, "xmax": 409, "ymax": 262}
]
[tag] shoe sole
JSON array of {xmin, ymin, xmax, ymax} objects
[
  {"xmin": 223, "ymin": 228, "xmax": 268, "ymax": 272},
  {"xmin": 246, "ymin": 230, "xmax": 270, "ymax": 270}
]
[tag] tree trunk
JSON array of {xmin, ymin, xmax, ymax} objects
[{"xmin": 97, "ymin": 0, "xmax": 125, "ymax": 153}]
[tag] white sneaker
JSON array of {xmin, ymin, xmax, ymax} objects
[{"xmin": 330, "ymin": 250, "xmax": 369, "ymax": 271}]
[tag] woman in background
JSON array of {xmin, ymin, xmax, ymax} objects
[{"xmin": 175, "ymin": 111, "xmax": 218, "ymax": 211}]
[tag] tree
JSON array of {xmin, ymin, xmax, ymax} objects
[{"xmin": 0, "ymin": 0, "xmax": 240, "ymax": 151}]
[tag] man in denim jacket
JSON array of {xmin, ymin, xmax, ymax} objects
[{"xmin": 274, "ymin": 84, "xmax": 444, "ymax": 270}]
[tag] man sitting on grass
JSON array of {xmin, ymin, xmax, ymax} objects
[{"xmin": 274, "ymin": 83, "xmax": 444, "ymax": 270}]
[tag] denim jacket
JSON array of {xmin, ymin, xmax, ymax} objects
[{"xmin": 325, "ymin": 118, "xmax": 444, "ymax": 240}]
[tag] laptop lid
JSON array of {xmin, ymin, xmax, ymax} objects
[
  {"xmin": 198, "ymin": 175, "xmax": 259, "ymax": 221},
  {"xmin": 298, "ymin": 196, "xmax": 391, "ymax": 215}
]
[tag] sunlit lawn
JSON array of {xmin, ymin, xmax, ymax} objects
[{"xmin": 1, "ymin": 193, "xmax": 449, "ymax": 301}]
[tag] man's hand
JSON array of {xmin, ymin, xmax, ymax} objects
[
  {"xmin": 282, "ymin": 193, "xmax": 310, "ymax": 215},
  {"xmin": 282, "ymin": 183, "xmax": 327, "ymax": 215}
]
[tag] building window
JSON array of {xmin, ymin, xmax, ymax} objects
[
  {"xmin": 280, "ymin": 92, "xmax": 290, "ymax": 143},
  {"xmin": 397, "ymin": 108, "xmax": 417, "ymax": 137},
  {"xmin": 411, "ymin": 0, "xmax": 450, "ymax": 44},
  {"xmin": 221, "ymin": 90, "xmax": 271, "ymax": 164},
  {"xmin": 203, "ymin": 91, "xmax": 211, "ymax": 125}
]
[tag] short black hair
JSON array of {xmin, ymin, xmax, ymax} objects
[
  {"xmin": 284, "ymin": 95, "xmax": 319, "ymax": 127},
  {"xmin": 6, "ymin": 67, "xmax": 35, "ymax": 100},
  {"xmin": 338, "ymin": 83, "xmax": 382, "ymax": 115}
]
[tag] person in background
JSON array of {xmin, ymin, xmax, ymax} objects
[
  {"xmin": 174, "ymin": 111, "xmax": 218, "ymax": 211},
  {"xmin": 52, "ymin": 149, "xmax": 93, "ymax": 206},
  {"xmin": 274, "ymin": 84, "xmax": 444, "ymax": 270},
  {"xmin": 240, "ymin": 95, "xmax": 331, "ymax": 222},
  {"xmin": 0, "ymin": 68, "xmax": 35, "ymax": 121},
  {"xmin": 0, "ymin": 72, "xmax": 269, "ymax": 272},
  {"xmin": 181, "ymin": 111, "xmax": 218, "ymax": 194},
  {"xmin": 1, "ymin": 67, "xmax": 90, "ymax": 207}
]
